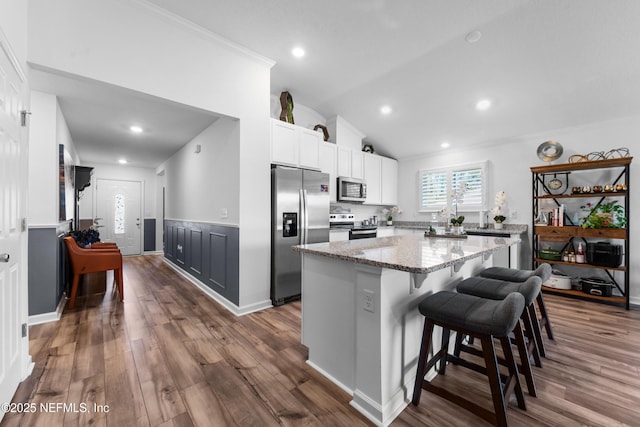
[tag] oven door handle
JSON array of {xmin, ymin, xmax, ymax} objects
[
  {"xmin": 349, "ymin": 229, "xmax": 377, "ymax": 239},
  {"xmin": 350, "ymin": 229, "xmax": 376, "ymax": 235}
]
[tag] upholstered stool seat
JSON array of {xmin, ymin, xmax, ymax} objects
[
  {"xmin": 479, "ymin": 264, "xmax": 554, "ymax": 344},
  {"xmin": 456, "ymin": 276, "xmax": 542, "ymax": 396},
  {"xmin": 412, "ymin": 291, "xmax": 526, "ymax": 427},
  {"xmin": 480, "ymin": 264, "xmax": 552, "ymax": 283}
]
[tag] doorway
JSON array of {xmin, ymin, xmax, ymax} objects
[
  {"xmin": 0, "ymin": 32, "xmax": 29, "ymax": 420},
  {"xmin": 95, "ymin": 179, "xmax": 142, "ymax": 256}
]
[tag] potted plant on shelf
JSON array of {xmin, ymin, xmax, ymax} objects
[
  {"xmin": 450, "ymin": 215, "xmax": 465, "ymax": 233},
  {"xmin": 382, "ymin": 206, "xmax": 402, "ymax": 226},
  {"xmin": 449, "ymin": 181, "xmax": 468, "ymax": 234},
  {"xmin": 581, "ymin": 201, "xmax": 627, "ymax": 229},
  {"xmin": 491, "ymin": 191, "xmax": 508, "ymax": 230}
]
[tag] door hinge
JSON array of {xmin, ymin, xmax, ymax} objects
[
  {"xmin": 21, "ymin": 218, "xmax": 27, "ymax": 232},
  {"xmin": 22, "ymin": 323, "xmax": 27, "ymax": 338},
  {"xmin": 20, "ymin": 110, "xmax": 31, "ymax": 127}
]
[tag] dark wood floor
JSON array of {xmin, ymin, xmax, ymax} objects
[{"xmin": 3, "ymin": 255, "xmax": 640, "ymax": 426}]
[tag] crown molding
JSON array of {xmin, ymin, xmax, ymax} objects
[
  {"xmin": 0, "ymin": 26, "xmax": 26, "ymax": 82},
  {"xmin": 131, "ymin": 0, "xmax": 275, "ymax": 68}
]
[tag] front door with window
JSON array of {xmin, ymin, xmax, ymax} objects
[{"xmin": 95, "ymin": 179, "xmax": 142, "ymax": 256}]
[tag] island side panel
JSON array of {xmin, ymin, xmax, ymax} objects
[
  {"xmin": 301, "ymin": 253, "xmax": 357, "ymax": 393},
  {"xmin": 351, "ymin": 255, "xmax": 493, "ymax": 425}
]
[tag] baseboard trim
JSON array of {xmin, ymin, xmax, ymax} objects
[
  {"xmin": 163, "ymin": 258, "xmax": 272, "ymax": 316},
  {"xmin": 28, "ymin": 294, "xmax": 66, "ymax": 325}
]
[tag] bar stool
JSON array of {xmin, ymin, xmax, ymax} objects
[
  {"xmin": 412, "ymin": 291, "xmax": 526, "ymax": 427},
  {"xmin": 455, "ymin": 275, "xmax": 542, "ymax": 397},
  {"xmin": 478, "ymin": 264, "xmax": 554, "ymax": 346}
]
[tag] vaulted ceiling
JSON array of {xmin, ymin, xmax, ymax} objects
[{"xmin": 31, "ymin": 0, "xmax": 640, "ymax": 166}]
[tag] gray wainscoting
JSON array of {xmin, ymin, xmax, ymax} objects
[
  {"xmin": 144, "ymin": 218, "xmax": 156, "ymax": 251},
  {"xmin": 164, "ymin": 220, "xmax": 239, "ymax": 305},
  {"xmin": 28, "ymin": 222, "xmax": 70, "ymax": 315}
]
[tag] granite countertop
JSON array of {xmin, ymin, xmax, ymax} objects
[
  {"xmin": 391, "ymin": 221, "xmax": 528, "ymax": 235},
  {"xmin": 293, "ymin": 234, "xmax": 519, "ymax": 274}
]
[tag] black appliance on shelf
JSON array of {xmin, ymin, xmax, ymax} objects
[
  {"xmin": 586, "ymin": 242, "xmax": 623, "ymax": 267},
  {"xmin": 580, "ymin": 277, "xmax": 614, "ymax": 297}
]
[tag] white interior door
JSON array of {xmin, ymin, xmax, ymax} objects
[
  {"xmin": 95, "ymin": 179, "xmax": 142, "ymax": 255},
  {"xmin": 0, "ymin": 35, "xmax": 28, "ymax": 420}
]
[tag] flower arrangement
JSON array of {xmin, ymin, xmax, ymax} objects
[
  {"xmin": 449, "ymin": 181, "xmax": 468, "ymax": 226},
  {"xmin": 382, "ymin": 206, "xmax": 402, "ymax": 222},
  {"xmin": 491, "ymin": 191, "xmax": 507, "ymax": 224},
  {"xmin": 580, "ymin": 201, "xmax": 626, "ymax": 229}
]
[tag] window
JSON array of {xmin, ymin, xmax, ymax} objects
[
  {"xmin": 114, "ymin": 193, "xmax": 125, "ymax": 234},
  {"xmin": 419, "ymin": 161, "xmax": 487, "ymax": 212}
]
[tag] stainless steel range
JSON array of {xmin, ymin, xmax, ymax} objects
[{"xmin": 329, "ymin": 213, "xmax": 378, "ymax": 239}]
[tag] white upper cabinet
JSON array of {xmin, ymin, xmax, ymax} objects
[
  {"xmin": 337, "ymin": 146, "xmax": 364, "ymax": 180},
  {"xmin": 351, "ymin": 149, "xmax": 364, "ymax": 180},
  {"xmin": 299, "ymin": 128, "xmax": 321, "ymax": 169},
  {"xmin": 337, "ymin": 146, "xmax": 352, "ymax": 177},
  {"xmin": 381, "ymin": 156, "xmax": 398, "ymax": 205},
  {"xmin": 270, "ymin": 119, "xmax": 321, "ymax": 170},
  {"xmin": 318, "ymin": 143, "xmax": 337, "ymax": 202},
  {"xmin": 270, "ymin": 119, "xmax": 298, "ymax": 166},
  {"xmin": 363, "ymin": 152, "xmax": 381, "ymax": 205}
]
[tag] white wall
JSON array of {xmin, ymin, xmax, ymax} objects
[
  {"xmin": 398, "ymin": 114, "xmax": 640, "ymax": 303},
  {"xmin": 28, "ymin": 91, "xmax": 79, "ymax": 226},
  {"xmin": 161, "ymin": 118, "xmax": 240, "ymax": 225},
  {"xmin": 79, "ymin": 163, "xmax": 158, "ymax": 220},
  {"xmin": 28, "ymin": 0, "xmax": 273, "ymax": 311},
  {"xmin": 0, "ymin": 0, "xmax": 28, "ymax": 69},
  {"xmin": 270, "ymin": 93, "xmax": 326, "ymax": 131}
]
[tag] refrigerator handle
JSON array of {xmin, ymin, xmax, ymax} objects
[{"xmin": 301, "ymin": 188, "xmax": 309, "ymax": 244}]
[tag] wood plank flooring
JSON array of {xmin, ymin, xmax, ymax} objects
[{"xmin": 3, "ymin": 254, "xmax": 640, "ymax": 426}]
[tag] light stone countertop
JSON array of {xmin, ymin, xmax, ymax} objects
[
  {"xmin": 391, "ymin": 221, "xmax": 528, "ymax": 235},
  {"xmin": 293, "ymin": 234, "xmax": 519, "ymax": 274}
]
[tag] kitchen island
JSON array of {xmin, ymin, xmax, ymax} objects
[{"xmin": 293, "ymin": 234, "xmax": 519, "ymax": 426}]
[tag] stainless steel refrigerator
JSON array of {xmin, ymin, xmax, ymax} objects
[{"xmin": 271, "ymin": 165, "xmax": 330, "ymax": 305}]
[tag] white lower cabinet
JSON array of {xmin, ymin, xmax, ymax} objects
[{"xmin": 376, "ymin": 227, "xmax": 394, "ymax": 237}]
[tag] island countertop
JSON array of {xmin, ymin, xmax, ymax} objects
[{"xmin": 293, "ymin": 234, "xmax": 519, "ymax": 274}]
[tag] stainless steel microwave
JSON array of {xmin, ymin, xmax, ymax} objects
[{"xmin": 337, "ymin": 177, "xmax": 367, "ymax": 203}]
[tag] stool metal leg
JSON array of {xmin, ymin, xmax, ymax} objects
[
  {"xmin": 412, "ymin": 319, "xmax": 435, "ymax": 405},
  {"xmin": 439, "ymin": 328, "xmax": 451, "ymax": 374},
  {"xmin": 522, "ymin": 307, "xmax": 543, "ymax": 366},
  {"xmin": 499, "ymin": 335, "xmax": 526, "ymax": 411},
  {"xmin": 481, "ymin": 336, "xmax": 509, "ymax": 427},
  {"xmin": 512, "ymin": 320, "xmax": 537, "ymax": 397},
  {"xmin": 528, "ymin": 303, "xmax": 547, "ymax": 358},
  {"xmin": 536, "ymin": 292, "xmax": 554, "ymax": 340}
]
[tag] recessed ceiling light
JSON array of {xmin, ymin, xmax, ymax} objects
[
  {"xmin": 118, "ymin": 159, "xmax": 128, "ymax": 164},
  {"xmin": 475, "ymin": 99, "xmax": 492, "ymax": 111},
  {"xmin": 441, "ymin": 142, "xmax": 450, "ymax": 148},
  {"xmin": 465, "ymin": 30, "xmax": 482, "ymax": 43},
  {"xmin": 380, "ymin": 105, "xmax": 392, "ymax": 115},
  {"xmin": 292, "ymin": 47, "xmax": 305, "ymax": 58},
  {"xmin": 129, "ymin": 125, "xmax": 143, "ymax": 134}
]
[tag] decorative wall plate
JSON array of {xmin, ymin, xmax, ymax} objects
[{"xmin": 537, "ymin": 141, "xmax": 563, "ymax": 162}]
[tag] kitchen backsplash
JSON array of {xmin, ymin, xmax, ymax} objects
[{"xmin": 331, "ymin": 203, "xmax": 389, "ymax": 223}]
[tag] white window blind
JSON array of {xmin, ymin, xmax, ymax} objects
[
  {"xmin": 452, "ymin": 168, "xmax": 483, "ymax": 208},
  {"xmin": 419, "ymin": 170, "xmax": 448, "ymax": 210},
  {"xmin": 419, "ymin": 162, "xmax": 487, "ymax": 212}
]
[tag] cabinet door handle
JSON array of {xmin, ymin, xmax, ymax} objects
[{"xmin": 0, "ymin": 253, "xmax": 9, "ymax": 263}]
